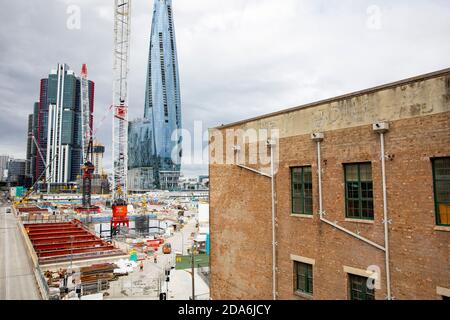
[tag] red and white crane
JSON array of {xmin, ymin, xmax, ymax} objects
[
  {"xmin": 80, "ymin": 64, "xmax": 91, "ymax": 159},
  {"xmin": 76, "ymin": 64, "xmax": 100, "ymax": 214},
  {"xmin": 111, "ymin": 0, "xmax": 132, "ymax": 230}
]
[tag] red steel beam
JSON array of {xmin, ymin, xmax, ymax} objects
[
  {"xmin": 25, "ymin": 222, "xmax": 74, "ymax": 229},
  {"xmin": 28, "ymin": 227, "xmax": 81, "ymax": 234},
  {"xmin": 25, "ymin": 220, "xmax": 83, "ymax": 229},
  {"xmin": 38, "ymin": 245, "xmax": 117, "ymax": 258},
  {"xmin": 33, "ymin": 240, "xmax": 105, "ymax": 251},
  {"xmin": 29, "ymin": 230, "xmax": 89, "ymax": 239},
  {"xmin": 31, "ymin": 235, "xmax": 98, "ymax": 245}
]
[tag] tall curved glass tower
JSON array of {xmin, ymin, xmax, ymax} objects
[{"xmin": 129, "ymin": 0, "xmax": 182, "ymax": 191}]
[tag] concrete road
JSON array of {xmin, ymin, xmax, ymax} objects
[{"xmin": 0, "ymin": 204, "xmax": 40, "ymax": 300}]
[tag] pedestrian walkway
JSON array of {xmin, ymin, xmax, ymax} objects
[{"xmin": 0, "ymin": 205, "xmax": 40, "ymax": 300}]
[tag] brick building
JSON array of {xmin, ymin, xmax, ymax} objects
[{"xmin": 209, "ymin": 69, "xmax": 450, "ymax": 300}]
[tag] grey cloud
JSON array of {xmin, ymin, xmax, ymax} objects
[{"xmin": 0, "ymin": 0, "xmax": 449, "ymax": 177}]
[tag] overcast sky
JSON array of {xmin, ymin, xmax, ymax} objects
[{"xmin": 0, "ymin": 0, "xmax": 449, "ymax": 177}]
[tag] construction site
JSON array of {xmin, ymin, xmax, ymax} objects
[{"xmin": 1, "ymin": 190, "xmax": 210, "ymax": 300}]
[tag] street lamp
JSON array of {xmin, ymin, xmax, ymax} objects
[{"xmin": 191, "ymin": 242, "xmax": 196, "ymax": 300}]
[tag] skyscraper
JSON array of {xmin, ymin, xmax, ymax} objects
[
  {"xmin": 0, "ymin": 155, "xmax": 9, "ymax": 182},
  {"xmin": 93, "ymin": 142, "xmax": 105, "ymax": 175},
  {"xmin": 128, "ymin": 0, "xmax": 182, "ymax": 191},
  {"xmin": 28, "ymin": 63, "xmax": 94, "ymax": 190}
]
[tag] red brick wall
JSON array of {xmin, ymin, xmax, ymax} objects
[{"xmin": 210, "ymin": 111, "xmax": 450, "ymax": 300}]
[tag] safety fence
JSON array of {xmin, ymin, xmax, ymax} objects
[{"xmin": 20, "ymin": 214, "xmax": 75, "ymax": 224}]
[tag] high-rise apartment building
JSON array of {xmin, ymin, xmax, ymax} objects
[
  {"xmin": 28, "ymin": 63, "xmax": 94, "ymax": 190},
  {"xmin": 93, "ymin": 142, "xmax": 105, "ymax": 175},
  {"xmin": 128, "ymin": 0, "xmax": 182, "ymax": 191},
  {"xmin": 0, "ymin": 155, "xmax": 9, "ymax": 182},
  {"xmin": 7, "ymin": 158, "xmax": 27, "ymax": 186}
]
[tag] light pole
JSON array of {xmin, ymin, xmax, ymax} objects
[{"xmin": 191, "ymin": 242, "xmax": 196, "ymax": 300}]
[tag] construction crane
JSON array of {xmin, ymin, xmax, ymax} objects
[
  {"xmin": 75, "ymin": 64, "xmax": 100, "ymax": 214},
  {"xmin": 80, "ymin": 63, "xmax": 91, "ymax": 159},
  {"xmin": 111, "ymin": 0, "xmax": 132, "ymax": 232},
  {"xmin": 75, "ymin": 137, "xmax": 100, "ymax": 214}
]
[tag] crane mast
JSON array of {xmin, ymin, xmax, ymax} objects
[
  {"xmin": 80, "ymin": 64, "xmax": 91, "ymax": 160},
  {"xmin": 76, "ymin": 64, "xmax": 100, "ymax": 214},
  {"xmin": 111, "ymin": 0, "xmax": 131, "ymax": 230}
]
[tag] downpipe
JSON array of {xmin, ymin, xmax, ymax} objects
[
  {"xmin": 235, "ymin": 139, "xmax": 277, "ymax": 300},
  {"xmin": 313, "ymin": 127, "xmax": 392, "ymax": 299},
  {"xmin": 312, "ymin": 136, "xmax": 385, "ymax": 251},
  {"xmin": 378, "ymin": 129, "xmax": 392, "ymax": 300}
]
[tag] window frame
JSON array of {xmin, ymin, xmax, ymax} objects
[
  {"xmin": 432, "ymin": 157, "xmax": 450, "ymax": 226},
  {"xmin": 348, "ymin": 273, "xmax": 375, "ymax": 300},
  {"xmin": 294, "ymin": 261, "xmax": 313, "ymax": 296},
  {"xmin": 344, "ymin": 162, "xmax": 374, "ymax": 220},
  {"xmin": 290, "ymin": 166, "xmax": 313, "ymax": 215}
]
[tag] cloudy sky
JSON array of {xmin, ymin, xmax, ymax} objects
[{"xmin": 0, "ymin": 0, "xmax": 449, "ymax": 177}]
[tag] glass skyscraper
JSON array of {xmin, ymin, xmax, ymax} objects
[
  {"xmin": 28, "ymin": 63, "xmax": 94, "ymax": 190},
  {"xmin": 129, "ymin": 0, "xmax": 182, "ymax": 191}
]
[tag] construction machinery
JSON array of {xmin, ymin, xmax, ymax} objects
[
  {"xmin": 75, "ymin": 65, "xmax": 100, "ymax": 214},
  {"xmin": 111, "ymin": 0, "xmax": 132, "ymax": 233},
  {"xmin": 75, "ymin": 138, "xmax": 101, "ymax": 214},
  {"xmin": 163, "ymin": 243, "xmax": 172, "ymax": 255}
]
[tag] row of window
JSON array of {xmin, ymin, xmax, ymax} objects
[
  {"xmin": 290, "ymin": 157, "xmax": 450, "ymax": 226},
  {"xmin": 294, "ymin": 261, "xmax": 374, "ymax": 300}
]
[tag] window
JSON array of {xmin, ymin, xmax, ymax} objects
[
  {"xmin": 344, "ymin": 163, "xmax": 374, "ymax": 220},
  {"xmin": 294, "ymin": 262, "xmax": 313, "ymax": 295},
  {"xmin": 291, "ymin": 166, "xmax": 313, "ymax": 215},
  {"xmin": 348, "ymin": 274, "xmax": 374, "ymax": 300},
  {"xmin": 432, "ymin": 157, "xmax": 450, "ymax": 226}
]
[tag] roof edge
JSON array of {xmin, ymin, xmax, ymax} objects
[{"xmin": 212, "ymin": 67, "xmax": 450, "ymax": 130}]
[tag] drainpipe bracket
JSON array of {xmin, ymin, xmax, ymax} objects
[{"xmin": 382, "ymin": 219, "xmax": 392, "ymax": 225}]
